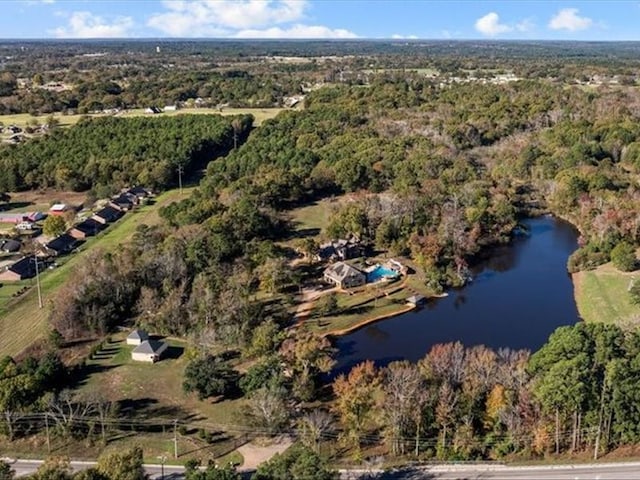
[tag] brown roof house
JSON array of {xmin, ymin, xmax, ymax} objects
[
  {"xmin": 323, "ymin": 261, "xmax": 366, "ymax": 289},
  {"xmin": 69, "ymin": 218, "xmax": 104, "ymax": 239},
  {"xmin": 92, "ymin": 205, "xmax": 123, "ymax": 225}
]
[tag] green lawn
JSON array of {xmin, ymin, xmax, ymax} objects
[
  {"xmin": 0, "ymin": 107, "xmax": 285, "ymax": 131},
  {"xmin": 0, "ymin": 187, "xmax": 194, "ymax": 358},
  {"xmin": 288, "ymin": 197, "xmax": 341, "ymax": 235},
  {"xmin": 573, "ymin": 262, "xmax": 640, "ymax": 325}
]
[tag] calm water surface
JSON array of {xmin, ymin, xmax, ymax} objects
[{"xmin": 333, "ymin": 216, "xmax": 580, "ymax": 374}]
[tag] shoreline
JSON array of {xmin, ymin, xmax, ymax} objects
[{"xmin": 321, "ymin": 303, "xmax": 417, "ymax": 337}]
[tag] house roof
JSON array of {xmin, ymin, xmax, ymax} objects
[
  {"xmin": 112, "ymin": 193, "xmax": 135, "ymax": 206},
  {"xmin": 133, "ymin": 339, "xmax": 165, "ymax": 354},
  {"xmin": 0, "ymin": 239, "xmax": 21, "ymax": 252},
  {"xmin": 5, "ymin": 257, "xmax": 40, "ymax": 278},
  {"xmin": 127, "ymin": 185, "xmax": 149, "ymax": 197},
  {"xmin": 95, "ymin": 205, "xmax": 122, "ymax": 222},
  {"xmin": 127, "ymin": 329, "xmax": 149, "ymax": 341},
  {"xmin": 324, "ymin": 261, "xmax": 364, "ymax": 282},
  {"xmin": 73, "ymin": 218, "xmax": 104, "ymax": 235},
  {"xmin": 49, "ymin": 204, "xmax": 67, "ymax": 212},
  {"xmin": 46, "ymin": 233, "xmax": 78, "ymax": 253}
]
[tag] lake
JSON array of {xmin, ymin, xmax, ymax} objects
[{"xmin": 333, "ymin": 216, "xmax": 580, "ymax": 374}]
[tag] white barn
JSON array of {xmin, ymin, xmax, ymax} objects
[
  {"xmin": 131, "ymin": 340, "xmax": 168, "ymax": 363},
  {"xmin": 126, "ymin": 329, "xmax": 149, "ymax": 346}
]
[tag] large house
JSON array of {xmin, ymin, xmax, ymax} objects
[
  {"xmin": 323, "ymin": 261, "xmax": 367, "ymax": 289},
  {"xmin": 131, "ymin": 340, "xmax": 168, "ymax": 363},
  {"xmin": 317, "ymin": 238, "xmax": 363, "ymax": 262}
]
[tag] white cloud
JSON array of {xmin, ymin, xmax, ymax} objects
[
  {"xmin": 391, "ymin": 34, "xmax": 418, "ymax": 40},
  {"xmin": 475, "ymin": 12, "xmax": 512, "ymax": 37},
  {"xmin": 516, "ymin": 18, "xmax": 535, "ymax": 32},
  {"xmin": 51, "ymin": 11, "xmax": 134, "ymax": 38},
  {"xmin": 148, "ymin": 0, "xmax": 312, "ymax": 36},
  {"xmin": 548, "ymin": 8, "xmax": 593, "ymax": 31},
  {"xmin": 235, "ymin": 24, "xmax": 357, "ymax": 38}
]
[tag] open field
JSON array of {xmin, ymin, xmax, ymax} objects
[
  {"xmin": 0, "ymin": 107, "xmax": 286, "ymax": 131},
  {"xmin": 288, "ymin": 198, "xmax": 336, "ymax": 235},
  {"xmin": 0, "ymin": 187, "xmax": 194, "ymax": 358},
  {"xmin": 573, "ymin": 261, "xmax": 640, "ymax": 326}
]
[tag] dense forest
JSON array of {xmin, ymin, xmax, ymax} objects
[
  {"xmin": 3, "ymin": 40, "xmax": 640, "ymax": 466},
  {"xmin": 0, "ymin": 114, "xmax": 252, "ymax": 192}
]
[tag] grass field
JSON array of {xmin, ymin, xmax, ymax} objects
[
  {"xmin": 0, "ymin": 107, "xmax": 285, "ymax": 131},
  {"xmin": 573, "ymin": 261, "xmax": 640, "ymax": 326},
  {"xmin": 0, "ymin": 187, "xmax": 194, "ymax": 358}
]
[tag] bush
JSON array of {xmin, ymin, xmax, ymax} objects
[{"xmin": 611, "ymin": 241, "xmax": 637, "ymax": 272}]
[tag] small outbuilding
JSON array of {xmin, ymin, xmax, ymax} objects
[
  {"xmin": 131, "ymin": 340, "xmax": 168, "ymax": 363},
  {"xmin": 126, "ymin": 329, "xmax": 149, "ymax": 345},
  {"xmin": 406, "ymin": 294, "xmax": 426, "ymax": 306},
  {"xmin": 49, "ymin": 204, "xmax": 68, "ymax": 216},
  {"xmin": 0, "ymin": 238, "xmax": 21, "ymax": 253}
]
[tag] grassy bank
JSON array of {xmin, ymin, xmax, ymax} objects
[
  {"xmin": 0, "ymin": 187, "xmax": 193, "ymax": 358},
  {"xmin": 573, "ymin": 261, "xmax": 640, "ymax": 325}
]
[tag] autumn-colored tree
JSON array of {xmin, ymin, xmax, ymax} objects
[{"xmin": 332, "ymin": 361, "xmax": 381, "ymax": 458}]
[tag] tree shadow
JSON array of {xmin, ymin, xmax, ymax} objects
[
  {"xmin": 69, "ymin": 363, "xmax": 118, "ymax": 388},
  {"xmin": 0, "ymin": 201, "xmax": 32, "ymax": 212}
]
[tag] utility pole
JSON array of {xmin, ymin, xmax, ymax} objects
[
  {"xmin": 177, "ymin": 164, "xmax": 184, "ymax": 195},
  {"xmin": 157, "ymin": 456, "xmax": 166, "ymax": 480},
  {"xmin": 34, "ymin": 251, "xmax": 43, "ymax": 309},
  {"xmin": 45, "ymin": 413, "xmax": 51, "ymax": 453},
  {"xmin": 173, "ymin": 419, "xmax": 178, "ymax": 459}
]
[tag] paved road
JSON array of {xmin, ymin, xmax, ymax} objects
[
  {"xmin": 341, "ymin": 462, "xmax": 640, "ymax": 479},
  {"xmin": 6, "ymin": 458, "xmax": 640, "ymax": 479}
]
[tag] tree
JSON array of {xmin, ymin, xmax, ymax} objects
[
  {"xmin": 246, "ymin": 386, "xmax": 289, "ymax": 434},
  {"xmin": 0, "ymin": 460, "xmax": 15, "ymax": 480},
  {"xmin": 610, "ymin": 242, "xmax": 637, "ymax": 272},
  {"xmin": 279, "ymin": 331, "xmax": 335, "ymax": 401},
  {"xmin": 183, "ymin": 355, "xmax": 239, "ymax": 400},
  {"xmin": 332, "ymin": 361, "xmax": 381, "ymax": 458},
  {"xmin": 43, "ymin": 215, "xmax": 67, "ymax": 238},
  {"xmin": 96, "ymin": 447, "xmax": 146, "ymax": 480},
  {"xmin": 297, "ymin": 410, "xmax": 334, "ymax": 454},
  {"xmin": 186, "ymin": 462, "xmax": 239, "ymax": 480},
  {"xmin": 30, "ymin": 457, "xmax": 72, "ymax": 480},
  {"xmin": 252, "ymin": 444, "xmax": 337, "ymax": 480},
  {"xmin": 630, "ymin": 280, "xmax": 640, "ymax": 305},
  {"xmin": 314, "ymin": 293, "xmax": 338, "ymax": 318}
]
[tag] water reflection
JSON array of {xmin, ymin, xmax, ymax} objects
[{"xmin": 333, "ymin": 216, "xmax": 580, "ymax": 375}]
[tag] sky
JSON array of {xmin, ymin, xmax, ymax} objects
[{"xmin": 1, "ymin": 1, "xmax": 639, "ymax": 40}]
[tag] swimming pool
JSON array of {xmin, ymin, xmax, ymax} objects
[{"xmin": 367, "ymin": 265, "xmax": 399, "ymax": 283}]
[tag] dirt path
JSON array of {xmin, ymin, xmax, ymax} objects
[
  {"xmin": 237, "ymin": 436, "xmax": 293, "ymax": 471},
  {"xmin": 294, "ymin": 286, "xmax": 337, "ymax": 321}
]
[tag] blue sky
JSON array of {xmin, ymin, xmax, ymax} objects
[{"xmin": 1, "ymin": 1, "xmax": 639, "ymax": 40}]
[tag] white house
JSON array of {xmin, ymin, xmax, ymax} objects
[
  {"xmin": 131, "ymin": 340, "xmax": 168, "ymax": 363},
  {"xmin": 126, "ymin": 329, "xmax": 149, "ymax": 346}
]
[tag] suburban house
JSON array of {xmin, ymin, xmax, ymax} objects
[
  {"xmin": 111, "ymin": 193, "xmax": 137, "ymax": 211},
  {"xmin": 163, "ymin": 105, "xmax": 178, "ymax": 112},
  {"xmin": 69, "ymin": 218, "xmax": 104, "ymax": 239},
  {"xmin": 131, "ymin": 340, "xmax": 168, "ymax": 363},
  {"xmin": 323, "ymin": 261, "xmax": 367, "ymax": 289},
  {"xmin": 406, "ymin": 294, "xmax": 426, "ymax": 306},
  {"xmin": 0, "ymin": 238, "xmax": 21, "ymax": 253},
  {"xmin": 49, "ymin": 204, "xmax": 68, "ymax": 216},
  {"xmin": 92, "ymin": 205, "xmax": 123, "ymax": 225},
  {"xmin": 127, "ymin": 186, "xmax": 151, "ymax": 200},
  {"xmin": 0, "ymin": 257, "xmax": 43, "ymax": 282},
  {"xmin": 45, "ymin": 234, "xmax": 79, "ymax": 256},
  {"xmin": 145, "ymin": 106, "xmax": 162, "ymax": 114},
  {"xmin": 126, "ymin": 329, "xmax": 149, "ymax": 345},
  {"xmin": 317, "ymin": 238, "xmax": 363, "ymax": 262}
]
